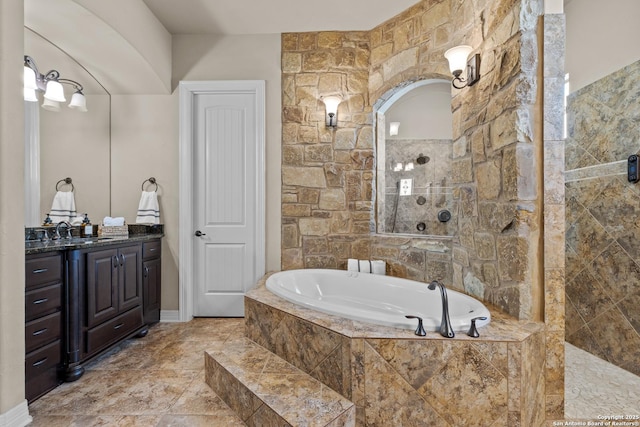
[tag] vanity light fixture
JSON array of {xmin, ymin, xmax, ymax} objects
[
  {"xmin": 444, "ymin": 45, "xmax": 480, "ymax": 89},
  {"xmin": 321, "ymin": 95, "xmax": 342, "ymax": 127},
  {"xmin": 23, "ymin": 55, "xmax": 88, "ymax": 112},
  {"xmin": 389, "ymin": 121, "xmax": 400, "ymax": 136}
]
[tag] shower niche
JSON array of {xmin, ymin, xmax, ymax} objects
[{"xmin": 375, "ymin": 80, "xmax": 456, "ymax": 236}]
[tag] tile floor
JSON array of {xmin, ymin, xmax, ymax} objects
[
  {"xmin": 28, "ymin": 319, "xmax": 640, "ymax": 426},
  {"xmin": 29, "ymin": 318, "xmax": 246, "ymax": 427}
]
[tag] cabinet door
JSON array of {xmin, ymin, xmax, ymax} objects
[
  {"xmin": 118, "ymin": 245, "xmax": 142, "ymax": 313},
  {"xmin": 143, "ymin": 258, "xmax": 161, "ymax": 324},
  {"xmin": 86, "ymin": 248, "xmax": 118, "ymax": 328}
]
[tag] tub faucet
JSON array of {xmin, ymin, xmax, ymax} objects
[{"xmin": 428, "ymin": 280, "xmax": 454, "ymax": 338}]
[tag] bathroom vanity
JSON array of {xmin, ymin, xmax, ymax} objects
[{"xmin": 24, "ymin": 229, "xmax": 162, "ymax": 402}]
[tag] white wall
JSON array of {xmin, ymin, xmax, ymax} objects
[
  {"xmin": 565, "ymin": 0, "xmax": 640, "ymax": 92},
  {"xmin": 111, "ymin": 33, "xmax": 282, "ymax": 310}
]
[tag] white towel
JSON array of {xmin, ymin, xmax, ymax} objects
[
  {"xmin": 358, "ymin": 260, "xmax": 371, "ymax": 273},
  {"xmin": 49, "ymin": 191, "xmax": 77, "ymax": 223},
  {"xmin": 103, "ymin": 216, "xmax": 125, "ymax": 226},
  {"xmin": 135, "ymin": 191, "xmax": 160, "ymax": 224},
  {"xmin": 371, "ymin": 260, "xmax": 386, "ymax": 275},
  {"xmin": 347, "ymin": 258, "xmax": 386, "ymax": 275}
]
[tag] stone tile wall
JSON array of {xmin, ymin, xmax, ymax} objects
[
  {"xmin": 542, "ymin": 13, "xmax": 566, "ymax": 419},
  {"xmin": 281, "ymin": 0, "xmax": 545, "ymax": 320},
  {"xmin": 281, "ymin": 0, "xmax": 563, "ymax": 421},
  {"xmin": 564, "ymin": 59, "xmax": 640, "ymax": 377},
  {"xmin": 382, "ymin": 139, "xmax": 455, "ymax": 236}
]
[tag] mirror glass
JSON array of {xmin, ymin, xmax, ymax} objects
[
  {"xmin": 376, "ymin": 80, "xmax": 455, "ymax": 236},
  {"xmin": 24, "ymin": 28, "xmax": 111, "ymax": 227}
]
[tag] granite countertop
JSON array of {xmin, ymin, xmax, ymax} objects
[{"xmin": 25, "ymin": 233, "xmax": 164, "ymax": 255}]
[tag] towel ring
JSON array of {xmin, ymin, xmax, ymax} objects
[
  {"xmin": 55, "ymin": 177, "xmax": 74, "ymax": 192},
  {"xmin": 142, "ymin": 177, "xmax": 158, "ymax": 192}
]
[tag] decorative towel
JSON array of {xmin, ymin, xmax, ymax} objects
[
  {"xmin": 49, "ymin": 191, "xmax": 77, "ymax": 222},
  {"xmin": 347, "ymin": 259, "xmax": 386, "ymax": 275},
  {"xmin": 103, "ymin": 216, "xmax": 125, "ymax": 226},
  {"xmin": 135, "ymin": 191, "xmax": 160, "ymax": 224}
]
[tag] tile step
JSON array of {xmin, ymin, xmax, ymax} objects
[{"xmin": 205, "ymin": 336, "xmax": 355, "ymax": 427}]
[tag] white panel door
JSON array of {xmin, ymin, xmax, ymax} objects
[{"xmin": 193, "ymin": 87, "xmax": 262, "ymax": 316}]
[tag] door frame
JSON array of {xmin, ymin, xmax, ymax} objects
[{"xmin": 178, "ymin": 80, "xmax": 265, "ymax": 322}]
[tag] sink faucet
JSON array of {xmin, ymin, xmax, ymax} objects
[
  {"xmin": 428, "ymin": 280, "xmax": 454, "ymax": 338},
  {"xmin": 54, "ymin": 221, "xmax": 72, "ymax": 240}
]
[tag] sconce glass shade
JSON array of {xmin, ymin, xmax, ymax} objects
[
  {"xmin": 322, "ymin": 95, "xmax": 342, "ymax": 127},
  {"xmin": 41, "ymin": 98, "xmax": 61, "ymax": 112},
  {"xmin": 68, "ymin": 91, "xmax": 88, "ymax": 112},
  {"xmin": 322, "ymin": 96, "xmax": 341, "ymax": 114},
  {"xmin": 24, "ymin": 88, "xmax": 38, "ymax": 102},
  {"xmin": 24, "ymin": 66, "xmax": 38, "ymax": 90},
  {"xmin": 444, "ymin": 45, "xmax": 473, "ymax": 74},
  {"xmin": 44, "ymin": 80, "xmax": 66, "ymax": 102},
  {"xmin": 389, "ymin": 122, "xmax": 400, "ymax": 136}
]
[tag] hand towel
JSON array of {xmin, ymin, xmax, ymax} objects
[
  {"xmin": 135, "ymin": 191, "xmax": 160, "ymax": 224},
  {"xmin": 371, "ymin": 260, "xmax": 386, "ymax": 275},
  {"xmin": 358, "ymin": 260, "xmax": 372, "ymax": 273},
  {"xmin": 103, "ymin": 216, "xmax": 125, "ymax": 226},
  {"xmin": 49, "ymin": 191, "xmax": 77, "ymax": 223}
]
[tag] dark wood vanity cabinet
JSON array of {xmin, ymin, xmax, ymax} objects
[
  {"xmin": 142, "ymin": 240, "xmax": 162, "ymax": 325},
  {"xmin": 26, "ymin": 236, "xmax": 162, "ymax": 393},
  {"xmin": 82, "ymin": 245, "xmax": 144, "ymax": 357},
  {"xmin": 85, "ymin": 246, "xmax": 142, "ymax": 329},
  {"xmin": 25, "ymin": 252, "xmax": 64, "ymax": 403}
]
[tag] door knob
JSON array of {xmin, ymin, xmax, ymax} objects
[{"xmin": 194, "ymin": 230, "xmax": 206, "ymax": 237}]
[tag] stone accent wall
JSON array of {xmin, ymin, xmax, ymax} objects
[
  {"xmin": 280, "ymin": 0, "xmax": 566, "ymax": 421},
  {"xmin": 282, "ymin": 0, "xmax": 545, "ymax": 319},
  {"xmin": 281, "ymin": 30, "xmax": 374, "ymax": 270},
  {"xmin": 565, "ymin": 59, "xmax": 640, "ymax": 378}
]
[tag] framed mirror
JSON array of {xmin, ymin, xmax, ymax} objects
[{"xmin": 375, "ymin": 79, "xmax": 455, "ymax": 236}]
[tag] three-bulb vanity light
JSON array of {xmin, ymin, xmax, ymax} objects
[
  {"xmin": 444, "ymin": 45, "xmax": 481, "ymax": 89},
  {"xmin": 23, "ymin": 55, "xmax": 87, "ymax": 112},
  {"xmin": 321, "ymin": 95, "xmax": 342, "ymax": 128}
]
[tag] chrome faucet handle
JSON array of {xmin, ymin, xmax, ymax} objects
[
  {"xmin": 405, "ymin": 315, "xmax": 427, "ymax": 336},
  {"xmin": 467, "ymin": 316, "xmax": 488, "ymax": 338}
]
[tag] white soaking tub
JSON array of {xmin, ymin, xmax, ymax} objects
[{"xmin": 266, "ymin": 269, "xmax": 490, "ymax": 332}]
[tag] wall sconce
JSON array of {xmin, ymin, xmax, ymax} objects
[
  {"xmin": 321, "ymin": 95, "xmax": 342, "ymax": 127},
  {"xmin": 444, "ymin": 45, "xmax": 480, "ymax": 89},
  {"xmin": 389, "ymin": 122, "xmax": 400, "ymax": 136},
  {"xmin": 24, "ymin": 55, "xmax": 88, "ymax": 112}
]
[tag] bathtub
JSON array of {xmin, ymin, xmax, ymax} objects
[{"xmin": 265, "ymin": 269, "xmax": 490, "ymax": 332}]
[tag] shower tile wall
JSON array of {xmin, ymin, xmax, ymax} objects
[
  {"xmin": 384, "ymin": 139, "xmax": 455, "ymax": 235},
  {"xmin": 565, "ymin": 59, "xmax": 640, "ymax": 376}
]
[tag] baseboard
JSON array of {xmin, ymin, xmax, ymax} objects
[
  {"xmin": 160, "ymin": 310, "xmax": 181, "ymax": 322},
  {"xmin": 0, "ymin": 400, "xmax": 32, "ymax": 427}
]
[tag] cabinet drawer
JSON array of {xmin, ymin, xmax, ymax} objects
[
  {"xmin": 25, "ymin": 340, "xmax": 61, "ymax": 380},
  {"xmin": 142, "ymin": 240, "xmax": 161, "ymax": 260},
  {"xmin": 25, "ymin": 283, "xmax": 62, "ymax": 321},
  {"xmin": 25, "ymin": 312, "xmax": 62, "ymax": 354},
  {"xmin": 26, "ymin": 254, "xmax": 62, "ymax": 288},
  {"xmin": 86, "ymin": 307, "xmax": 143, "ymax": 356}
]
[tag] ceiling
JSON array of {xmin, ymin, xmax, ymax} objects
[{"xmin": 142, "ymin": 0, "xmax": 420, "ymax": 35}]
